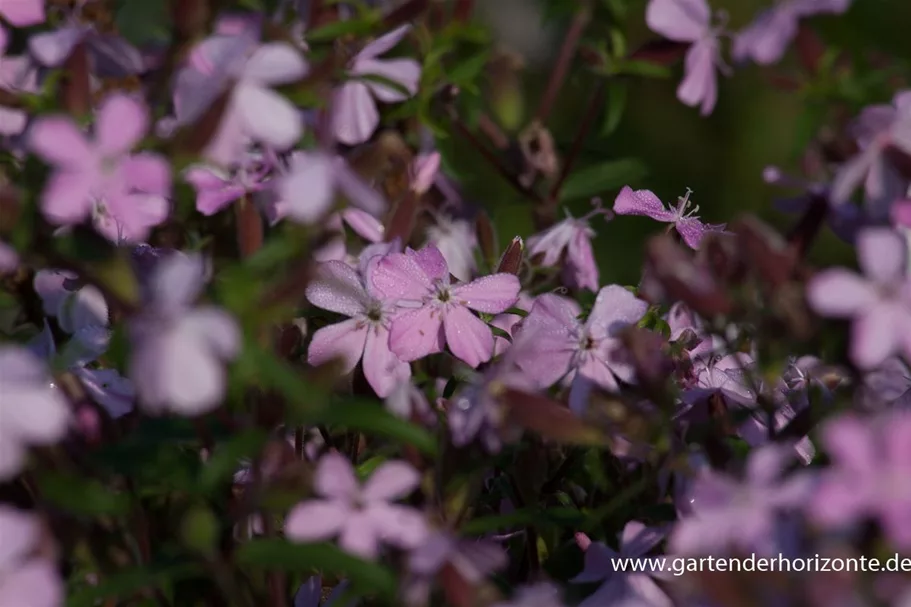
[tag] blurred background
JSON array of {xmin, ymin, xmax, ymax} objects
[
  {"xmin": 110, "ymin": 0, "xmax": 911, "ymax": 284},
  {"xmin": 435, "ymin": 0, "xmax": 911, "ymax": 285}
]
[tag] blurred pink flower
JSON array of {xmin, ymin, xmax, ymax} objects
[
  {"xmin": 128, "ymin": 253, "xmax": 240, "ymax": 415},
  {"xmin": 0, "ymin": 346, "xmax": 70, "ymax": 480},
  {"xmin": 285, "ymin": 453, "xmax": 428, "ymax": 559},
  {"xmin": 646, "ymin": 0, "xmax": 729, "ymax": 116},
  {"xmin": 332, "ymin": 25, "xmax": 421, "ymax": 145},
  {"xmin": 0, "ymin": 506, "xmax": 63, "ymax": 607},
  {"xmin": 806, "ymin": 228, "xmax": 911, "ymax": 369},
  {"xmin": 526, "ymin": 207, "xmax": 602, "ymax": 291},
  {"xmin": 28, "ymin": 93, "xmax": 172, "ymax": 242}
]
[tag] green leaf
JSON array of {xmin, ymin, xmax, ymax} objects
[
  {"xmin": 67, "ymin": 563, "xmax": 203, "ymax": 607},
  {"xmin": 461, "ymin": 507, "xmax": 583, "ymax": 534},
  {"xmin": 236, "ymin": 539, "xmax": 396, "ymax": 600},
  {"xmin": 448, "ymin": 50, "xmax": 491, "ymax": 86},
  {"xmin": 306, "ymin": 16, "xmax": 379, "ymax": 44},
  {"xmin": 615, "ymin": 59, "xmax": 671, "ymax": 78},
  {"xmin": 559, "ymin": 158, "xmax": 647, "ymax": 201},
  {"xmin": 37, "ymin": 472, "xmax": 130, "ymax": 516},
  {"xmin": 600, "ymin": 81, "xmax": 627, "ymax": 138},
  {"xmin": 114, "ymin": 0, "xmax": 170, "ymax": 46},
  {"xmin": 311, "ymin": 398, "xmax": 438, "ymax": 456}
]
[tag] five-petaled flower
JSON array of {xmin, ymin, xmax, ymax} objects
[
  {"xmin": 369, "ymin": 244, "xmax": 520, "ymax": 368},
  {"xmin": 284, "ymin": 453, "xmax": 428, "ymax": 559}
]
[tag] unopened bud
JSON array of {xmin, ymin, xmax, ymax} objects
[{"xmin": 496, "ymin": 236, "xmax": 524, "ymax": 275}]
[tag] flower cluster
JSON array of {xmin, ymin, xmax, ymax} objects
[{"xmin": 3, "ymin": 0, "xmax": 911, "ymax": 606}]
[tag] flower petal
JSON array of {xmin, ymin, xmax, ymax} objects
[
  {"xmin": 315, "ymin": 452, "xmax": 359, "ymax": 500},
  {"xmin": 612, "ymin": 186, "xmax": 676, "ymax": 222},
  {"xmin": 363, "ymin": 325, "xmax": 411, "ymax": 398},
  {"xmin": 444, "ymin": 305, "xmax": 494, "ymax": 368},
  {"xmin": 40, "ymin": 170, "xmax": 95, "ymax": 225},
  {"xmin": 241, "ymin": 42, "xmax": 308, "ymax": 85},
  {"xmin": 28, "ymin": 116, "xmax": 92, "ymax": 168},
  {"xmin": 306, "ymin": 319, "xmax": 368, "ymax": 373},
  {"xmin": 235, "ymin": 84, "xmax": 302, "ymax": 151},
  {"xmin": 806, "ymin": 269, "xmax": 876, "ymax": 318},
  {"xmin": 356, "ymin": 58, "xmax": 421, "ymax": 103},
  {"xmin": 451, "ymin": 274, "xmax": 520, "ymax": 314},
  {"xmin": 305, "ymin": 260, "xmax": 369, "ymax": 317},
  {"xmin": 362, "ymin": 460, "xmax": 420, "ymax": 502},
  {"xmin": 331, "ymin": 81, "xmax": 379, "ymax": 146},
  {"xmin": 856, "ymin": 227, "xmax": 906, "ymax": 283},
  {"xmin": 587, "ymin": 285, "xmax": 648, "ymax": 340},
  {"xmin": 285, "ymin": 499, "xmax": 350, "ymax": 542},
  {"xmin": 388, "ymin": 306, "xmax": 444, "ymax": 362},
  {"xmin": 96, "ymin": 94, "xmax": 148, "ymax": 156}
]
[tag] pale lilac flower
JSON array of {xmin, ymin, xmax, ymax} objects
[
  {"xmin": 670, "ymin": 443, "xmax": 813, "ymax": 555},
  {"xmin": 28, "ymin": 93, "xmax": 171, "ymax": 242},
  {"xmin": 128, "ymin": 253, "xmax": 241, "ymax": 415},
  {"xmin": 857, "ymin": 357, "xmax": 911, "ymax": 411},
  {"xmin": 30, "ymin": 322, "xmax": 135, "ymax": 420},
  {"xmin": 184, "ymin": 150, "xmax": 274, "ymax": 216},
  {"xmin": 493, "ymin": 582, "xmax": 566, "ymax": 607},
  {"xmin": 526, "ymin": 204, "xmax": 607, "ymax": 292},
  {"xmin": 0, "ymin": 240, "xmax": 17, "ymax": 272},
  {"xmin": 764, "ymin": 165, "xmax": 862, "ymax": 244},
  {"xmin": 332, "ymin": 25, "xmax": 421, "ymax": 145},
  {"xmin": 174, "ymin": 36, "xmax": 308, "ymax": 166},
  {"xmin": 806, "ymin": 227, "xmax": 911, "ymax": 369},
  {"xmin": 572, "ymin": 523, "xmax": 672, "ymax": 607},
  {"xmin": 385, "ymin": 381, "xmax": 436, "ymax": 426},
  {"xmin": 410, "ymin": 152, "xmax": 441, "ymax": 195},
  {"xmin": 646, "ymin": 0, "xmax": 729, "ymax": 116},
  {"xmin": 0, "ymin": 506, "xmax": 63, "ymax": 607},
  {"xmin": 812, "ymin": 411, "xmax": 911, "ymax": 548},
  {"xmin": 293, "ymin": 576, "xmax": 354, "ymax": 607},
  {"xmin": 425, "ymin": 214, "xmax": 477, "ymax": 282},
  {"xmin": 284, "ymin": 453, "xmax": 428, "ymax": 559},
  {"xmin": 492, "ymin": 292, "xmax": 535, "ymax": 357},
  {"xmin": 831, "ymin": 91, "xmax": 911, "ymax": 218},
  {"xmin": 29, "ymin": 23, "xmax": 145, "ymax": 78},
  {"xmin": 613, "ymin": 186, "xmax": 726, "ymax": 249},
  {"xmin": 404, "ymin": 531, "xmax": 507, "ymax": 606},
  {"xmin": 448, "ymin": 336, "xmax": 538, "ymax": 451},
  {"xmin": 305, "ymin": 258, "xmax": 411, "ymax": 398},
  {"xmin": 733, "ymin": 0, "xmax": 852, "ymax": 65},
  {"xmin": 275, "ymin": 151, "xmax": 386, "ymax": 224},
  {"xmin": 511, "ymin": 286, "xmax": 648, "ymax": 412},
  {"xmin": 312, "ymin": 209, "xmax": 386, "ymax": 263},
  {"xmin": 369, "ymin": 244, "xmax": 521, "ymax": 368},
  {"xmin": 0, "ymin": 346, "xmax": 71, "ymax": 480}
]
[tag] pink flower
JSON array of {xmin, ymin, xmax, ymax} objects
[
  {"xmin": 492, "ymin": 292, "xmax": 535, "ymax": 357},
  {"xmin": 184, "ymin": 149, "xmax": 274, "ymax": 216},
  {"xmin": 526, "ymin": 207, "xmax": 602, "ymax": 291},
  {"xmin": 369, "ymin": 244, "xmax": 521, "ymax": 368},
  {"xmin": 0, "ymin": 506, "xmax": 63, "ymax": 607},
  {"xmin": 284, "ymin": 453, "xmax": 428, "ymax": 559},
  {"xmin": 27, "ymin": 93, "xmax": 172, "ymax": 242},
  {"xmin": 512, "ymin": 286, "xmax": 648, "ymax": 413},
  {"xmin": 613, "ymin": 186, "xmax": 726, "ymax": 249},
  {"xmin": 305, "ymin": 257, "xmax": 411, "ymax": 398},
  {"xmin": 410, "ymin": 152, "xmax": 441, "ymax": 195},
  {"xmin": 806, "ymin": 227, "xmax": 911, "ymax": 369},
  {"xmin": 0, "ymin": 240, "xmax": 17, "ymax": 273},
  {"xmin": 0, "ymin": 0, "xmax": 45, "ymax": 27},
  {"xmin": 332, "ymin": 25, "xmax": 421, "ymax": 145},
  {"xmin": 0, "ymin": 346, "xmax": 71, "ymax": 480},
  {"xmin": 646, "ymin": 0, "xmax": 729, "ymax": 116}
]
